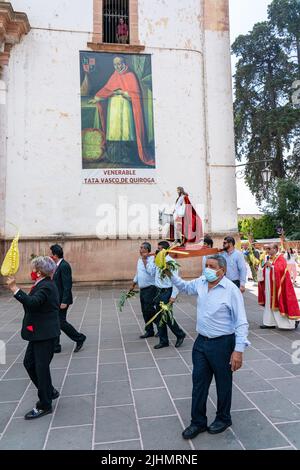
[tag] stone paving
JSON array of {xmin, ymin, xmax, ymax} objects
[{"xmin": 0, "ymin": 283, "xmax": 300, "ymax": 450}]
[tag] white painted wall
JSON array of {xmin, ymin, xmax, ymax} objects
[
  {"xmin": 203, "ymin": 29, "xmax": 237, "ymax": 232},
  {"xmin": 2, "ymin": 0, "xmax": 236, "ymax": 238},
  {"xmin": 10, "ymin": 0, "xmax": 93, "ymax": 31},
  {"xmin": 139, "ymin": 0, "xmax": 203, "ymax": 51}
]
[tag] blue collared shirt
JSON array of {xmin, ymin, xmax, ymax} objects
[
  {"xmin": 171, "ymin": 274, "xmax": 250, "ymax": 352},
  {"xmin": 146, "ymin": 255, "xmax": 179, "ymax": 298},
  {"xmin": 133, "ymin": 256, "xmax": 155, "ymax": 289},
  {"xmin": 221, "ymin": 249, "xmax": 247, "ymax": 286}
]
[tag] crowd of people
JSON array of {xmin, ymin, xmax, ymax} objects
[
  {"xmin": 242, "ymin": 242, "xmax": 299, "ymax": 287},
  {"xmin": 4, "ymin": 234, "xmax": 300, "ymax": 442},
  {"xmin": 132, "ymin": 235, "xmax": 300, "ymax": 439}
]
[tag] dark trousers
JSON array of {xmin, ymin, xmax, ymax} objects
[
  {"xmin": 154, "ymin": 288, "xmax": 185, "ymax": 345},
  {"xmin": 140, "ymin": 286, "xmax": 157, "ymax": 334},
  {"xmin": 191, "ymin": 333, "xmax": 235, "ymax": 427},
  {"xmin": 23, "ymin": 339, "xmax": 55, "ymax": 410},
  {"xmin": 232, "ymin": 280, "xmax": 240, "ymax": 288},
  {"xmin": 56, "ymin": 307, "xmax": 84, "ymax": 346}
]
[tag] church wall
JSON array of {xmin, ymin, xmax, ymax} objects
[
  {"xmin": 203, "ymin": 26, "xmax": 237, "ymax": 233},
  {"xmin": 1, "ymin": 0, "xmax": 237, "ymax": 284},
  {"xmin": 10, "ymin": 0, "xmax": 94, "ymax": 31},
  {"xmin": 4, "ymin": 0, "xmax": 208, "ymax": 238}
]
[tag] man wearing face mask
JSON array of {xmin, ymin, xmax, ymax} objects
[
  {"xmin": 170, "ymin": 255, "xmax": 249, "ymax": 438},
  {"xmin": 6, "ymin": 257, "xmax": 60, "ymax": 419}
]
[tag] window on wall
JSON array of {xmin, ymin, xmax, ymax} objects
[{"xmin": 103, "ymin": 0, "xmax": 129, "ymax": 44}]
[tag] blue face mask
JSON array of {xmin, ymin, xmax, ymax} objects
[{"xmin": 203, "ymin": 267, "xmax": 219, "ymax": 283}]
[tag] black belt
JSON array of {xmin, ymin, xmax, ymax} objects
[
  {"xmin": 198, "ymin": 333, "xmax": 235, "ymax": 341},
  {"xmin": 140, "ymin": 285, "xmax": 155, "ymax": 291},
  {"xmin": 158, "ymin": 287, "xmax": 172, "ymax": 292}
]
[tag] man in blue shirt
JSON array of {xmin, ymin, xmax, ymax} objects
[
  {"xmin": 131, "ymin": 242, "xmax": 157, "ymax": 339},
  {"xmin": 146, "ymin": 241, "xmax": 186, "ymax": 349},
  {"xmin": 171, "ymin": 254, "xmax": 249, "ymax": 438},
  {"xmin": 221, "ymin": 236, "xmax": 247, "ymax": 293}
]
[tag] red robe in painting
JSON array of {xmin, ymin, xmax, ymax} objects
[
  {"xmin": 258, "ymin": 254, "xmax": 300, "ymax": 320},
  {"xmin": 95, "ymin": 65, "xmax": 154, "ymax": 166},
  {"xmin": 170, "ymin": 194, "xmax": 203, "ymax": 244}
]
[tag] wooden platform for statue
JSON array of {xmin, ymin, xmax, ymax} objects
[{"xmin": 169, "ymin": 244, "xmax": 220, "ymax": 259}]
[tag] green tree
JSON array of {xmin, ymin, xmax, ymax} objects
[
  {"xmin": 232, "ymin": 21, "xmax": 299, "ymax": 203},
  {"xmin": 265, "ymin": 179, "xmax": 300, "ymax": 239},
  {"xmin": 268, "ymin": 0, "xmax": 300, "ymax": 74},
  {"xmin": 238, "ymin": 215, "xmax": 276, "ymax": 239},
  {"xmin": 268, "ymin": 0, "xmax": 300, "ymax": 180},
  {"xmin": 253, "ymin": 215, "xmax": 277, "ymax": 239},
  {"xmin": 238, "ymin": 218, "xmax": 255, "ymax": 238}
]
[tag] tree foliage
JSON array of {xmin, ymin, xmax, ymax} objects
[
  {"xmin": 238, "ymin": 215, "xmax": 276, "ymax": 240},
  {"xmin": 264, "ymin": 179, "xmax": 300, "ymax": 240},
  {"xmin": 268, "ymin": 0, "xmax": 300, "ymax": 74},
  {"xmin": 232, "ymin": 0, "xmax": 300, "ymax": 205}
]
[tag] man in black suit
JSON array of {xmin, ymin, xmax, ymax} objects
[
  {"xmin": 50, "ymin": 244, "xmax": 86, "ymax": 353},
  {"xmin": 7, "ymin": 256, "xmax": 60, "ymax": 419}
]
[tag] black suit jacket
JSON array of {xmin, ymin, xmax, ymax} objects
[
  {"xmin": 15, "ymin": 278, "xmax": 60, "ymax": 341},
  {"xmin": 53, "ymin": 259, "xmax": 73, "ymax": 305}
]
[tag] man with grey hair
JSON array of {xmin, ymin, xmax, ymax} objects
[
  {"xmin": 6, "ymin": 257, "xmax": 60, "ymax": 419},
  {"xmin": 170, "ymin": 254, "xmax": 249, "ymax": 438},
  {"xmin": 130, "ymin": 242, "xmax": 158, "ymax": 338}
]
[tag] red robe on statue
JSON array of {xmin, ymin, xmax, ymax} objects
[
  {"xmin": 258, "ymin": 254, "xmax": 300, "ymax": 320},
  {"xmin": 170, "ymin": 194, "xmax": 203, "ymax": 244},
  {"xmin": 95, "ymin": 65, "xmax": 154, "ymax": 166}
]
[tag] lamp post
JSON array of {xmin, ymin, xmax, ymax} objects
[
  {"xmin": 261, "ymin": 167, "xmax": 272, "ymax": 184},
  {"xmin": 235, "ymin": 159, "xmax": 273, "ymax": 180}
]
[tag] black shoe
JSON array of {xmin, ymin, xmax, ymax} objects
[
  {"xmin": 24, "ymin": 407, "xmax": 52, "ymax": 420},
  {"xmin": 182, "ymin": 424, "xmax": 207, "ymax": 440},
  {"xmin": 54, "ymin": 345, "xmax": 61, "ymax": 353},
  {"xmin": 153, "ymin": 342, "xmax": 169, "ymax": 349},
  {"xmin": 52, "ymin": 388, "xmax": 60, "ymax": 400},
  {"xmin": 140, "ymin": 332, "xmax": 154, "ymax": 339},
  {"xmin": 207, "ymin": 420, "xmax": 232, "ymax": 434},
  {"xmin": 259, "ymin": 325, "xmax": 276, "ymax": 329},
  {"xmin": 175, "ymin": 334, "xmax": 186, "ymax": 348},
  {"xmin": 36, "ymin": 389, "xmax": 59, "ymax": 409},
  {"xmin": 74, "ymin": 335, "xmax": 86, "ymax": 353},
  {"xmin": 295, "ymin": 321, "xmax": 299, "ymax": 329}
]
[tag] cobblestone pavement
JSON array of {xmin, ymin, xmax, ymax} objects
[{"xmin": 0, "ymin": 283, "xmax": 299, "ymax": 450}]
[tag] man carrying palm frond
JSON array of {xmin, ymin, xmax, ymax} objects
[{"xmin": 145, "ymin": 241, "xmax": 186, "ymax": 349}]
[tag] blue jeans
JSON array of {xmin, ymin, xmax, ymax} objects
[{"xmin": 191, "ymin": 333, "xmax": 235, "ymax": 427}]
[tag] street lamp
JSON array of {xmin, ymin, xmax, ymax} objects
[
  {"xmin": 235, "ymin": 159, "xmax": 273, "ymax": 180},
  {"xmin": 261, "ymin": 167, "xmax": 272, "ymax": 184}
]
